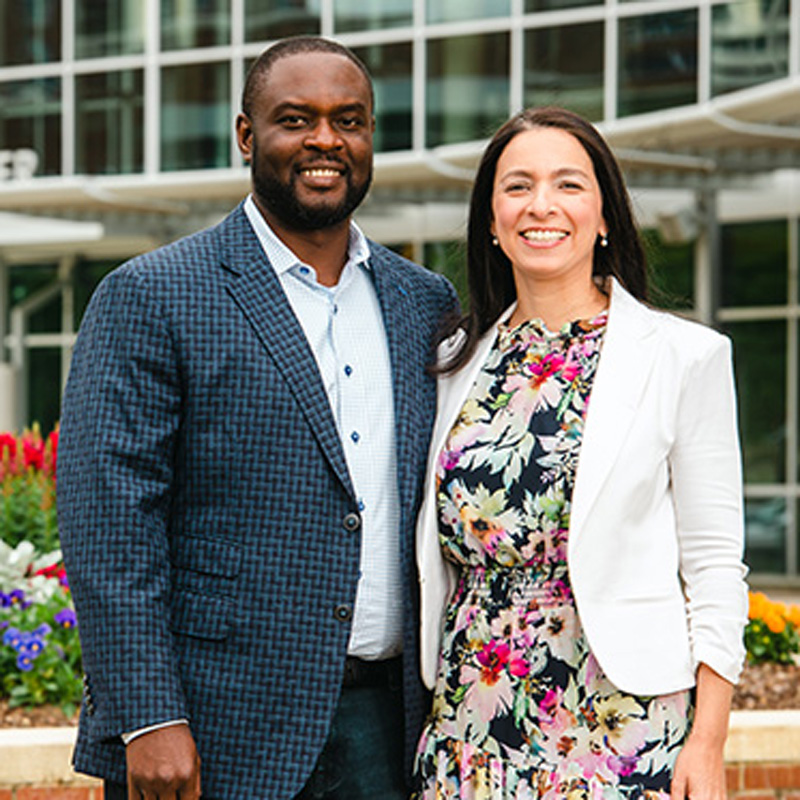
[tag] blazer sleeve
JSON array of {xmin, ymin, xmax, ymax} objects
[
  {"xmin": 57, "ymin": 263, "xmax": 189, "ymax": 740},
  {"xmin": 670, "ymin": 332, "xmax": 749, "ymax": 684}
]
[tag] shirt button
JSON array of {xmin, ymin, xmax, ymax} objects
[
  {"xmin": 299, "ymin": 266, "xmax": 310, "ymax": 275},
  {"xmin": 334, "ymin": 604, "xmax": 353, "ymax": 622},
  {"xmin": 350, "ymin": 431, "xmax": 360, "ymax": 443},
  {"xmin": 344, "ymin": 365, "xmax": 353, "ymax": 376},
  {"xmin": 343, "ymin": 512, "xmax": 361, "ymax": 532}
]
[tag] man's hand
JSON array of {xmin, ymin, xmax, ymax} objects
[{"xmin": 126, "ymin": 725, "xmax": 201, "ymax": 799}]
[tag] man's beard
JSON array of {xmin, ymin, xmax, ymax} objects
[{"xmin": 251, "ymin": 154, "xmax": 372, "ymax": 232}]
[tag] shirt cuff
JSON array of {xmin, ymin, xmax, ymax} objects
[{"xmin": 121, "ymin": 719, "xmax": 190, "ymax": 745}]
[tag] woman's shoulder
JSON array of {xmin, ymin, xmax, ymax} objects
[{"xmin": 612, "ymin": 280, "xmax": 730, "ymax": 361}]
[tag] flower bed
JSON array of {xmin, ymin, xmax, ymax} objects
[{"xmin": 0, "ymin": 426, "xmax": 82, "ymax": 718}]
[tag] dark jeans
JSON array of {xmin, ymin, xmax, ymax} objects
[{"xmin": 104, "ymin": 674, "xmax": 406, "ymax": 800}]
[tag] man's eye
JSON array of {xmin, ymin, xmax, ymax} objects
[
  {"xmin": 338, "ymin": 117, "xmax": 363, "ymax": 129},
  {"xmin": 280, "ymin": 115, "xmax": 307, "ymax": 127}
]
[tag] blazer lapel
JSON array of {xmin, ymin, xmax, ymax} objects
[
  {"xmin": 218, "ymin": 207, "xmax": 355, "ymax": 499},
  {"xmin": 569, "ymin": 279, "xmax": 658, "ymax": 548},
  {"xmin": 370, "ymin": 252, "xmax": 420, "ymax": 521}
]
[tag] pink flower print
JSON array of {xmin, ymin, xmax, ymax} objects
[
  {"xmin": 475, "ymin": 640, "xmax": 529, "ymax": 684},
  {"xmin": 528, "ymin": 353, "xmax": 565, "ymax": 385},
  {"xmin": 438, "ymin": 447, "xmax": 462, "ymax": 471}
]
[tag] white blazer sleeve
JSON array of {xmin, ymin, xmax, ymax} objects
[{"xmin": 670, "ymin": 333, "xmax": 748, "ymax": 684}]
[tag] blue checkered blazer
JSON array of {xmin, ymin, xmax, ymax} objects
[{"xmin": 57, "ymin": 203, "xmax": 458, "ymax": 800}]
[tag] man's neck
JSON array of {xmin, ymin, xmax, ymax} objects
[{"xmin": 255, "ymin": 200, "xmax": 352, "ymax": 287}]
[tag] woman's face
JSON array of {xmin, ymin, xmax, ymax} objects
[{"xmin": 491, "ymin": 127, "xmax": 607, "ymax": 291}]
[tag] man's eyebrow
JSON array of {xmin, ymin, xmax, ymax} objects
[{"xmin": 271, "ymin": 100, "xmax": 370, "ymax": 115}]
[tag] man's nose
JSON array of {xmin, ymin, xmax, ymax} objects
[{"xmin": 304, "ymin": 119, "xmax": 343, "ymax": 149}]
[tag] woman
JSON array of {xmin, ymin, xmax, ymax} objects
[{"xmin": 414, "ymin": 107, "xmax": 748, "ymax": 800}]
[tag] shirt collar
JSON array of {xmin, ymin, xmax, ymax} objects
[{"xmin": 244, "ymin": 194, "xmax": 371, "ymax": 278}]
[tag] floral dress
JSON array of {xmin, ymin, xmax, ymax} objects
[{"xmin": 414, "ymin": 313, "xmax": 692, "ymax": 800}]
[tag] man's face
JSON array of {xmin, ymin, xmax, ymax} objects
[{"xmin": 236, "ymin": 51, "xmax": 375, "ymax": 232}]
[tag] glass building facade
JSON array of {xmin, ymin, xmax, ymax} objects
[{"xmin": 0, "ymin": 0, "xmax": 799, "ymax": 583}]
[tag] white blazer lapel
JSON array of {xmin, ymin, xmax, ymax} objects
[{"xmin": 569, "ymin": 280, "xmax": 659, "ymax": 548}]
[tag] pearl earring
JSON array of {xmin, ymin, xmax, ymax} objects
[
  {"xmin": 600, "ymin": 235, "xmax": 608, "ymax": 248},
  {"xmin": 492, "ymin": 236, "xmax": 499, "ymax": 246}
]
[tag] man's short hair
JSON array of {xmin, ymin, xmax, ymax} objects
[{"xmin": 241, "ymin": 36, "xmax": 374, "ymax": 118}]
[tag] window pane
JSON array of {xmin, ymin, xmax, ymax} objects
[
  {"xmin": 0, "ymin": 78, "xmax": 61, "ymax": 176},
  {"xmin": 353, "ymin": 42, "xmax": 412, "ymax": 152},
  {"xmin": 642, "ymin": 230, "xmax": 694, "ymax": 312},
  {"xmin": 0, "ymin": 0, "xmax": 60, "ymax": 65},
  {"xmin": 76, "ymin": 70, "xmax": 144, "ymax": 175},
  {"xmin": 335, "ymin": 0, "xmax": 411, "ymax": 32},
  {"xmin": 618, "ymin": 10, "xmax": 698, "ymax": 117},
  {"xmin": 524, "ymin": 22, "xmax": 604, "ymax": 122},
  {"xmin": 427, "ymin": 33, "xmax": 509, "ymax": 148},
  {"xmin": 720, "ymin": 220, "xmax": 787, "ymax": 307},
  {"xmin": 75, "ymin": 0, "xmax": 144, "ymax": 58},
  {"xmin": 162, "ymin": 0, "xmax": 231, "ymax": 50},
  {"xmin": 744, "ymin": 497, "xmax": 787, "ymax": 573},
  {"xmin": 712, "ymin": 0, "xmax": 789, "ymax": 97},
  {"xmin": 28, "ymin": 348, "xmax": 62, "ymax": 433},
  {"xmin": 162, "ymin": 62, "xmax": 231, "ymax": 171},
  {"xmin": 9, "ymin": 264, "xmax": 59, "ymax": 326},
  {"xmin": 244, "ymin": 0, "xmax": 320, "ymax": 41},
  {"xmin": 526, "ymin": 0, "xmax": 600, "ymax": 9},
  {"xmin": 425, "ymin": 241, "xmax": 467, "ymax": 307},
  {"xmin": 74, "ymin": 259, "xmax": 119, "ymax": 328},
  {"xmin": 427, "ymin": 0, "xmax": 509, "ymax": 23},
  {"xmin": 724, "ymin": 320, "xmax": 786, "ymax": 484}
]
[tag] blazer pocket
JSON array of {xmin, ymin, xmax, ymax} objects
[
  {"xmin": 170, "ymin": 535, "xmax": 242, "ymax": 579},
  {"xmin": 170, "ymin": 589, "xmax": 232, "ymax": 641}
]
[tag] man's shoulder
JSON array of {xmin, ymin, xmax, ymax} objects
[{"xmin": 367, "ymin": 239, "xmax": 454, "ymax": 296}]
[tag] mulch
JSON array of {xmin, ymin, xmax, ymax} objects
[{"xmin": 0, "ymin": 661, "xmax": 797, "ymax": 729}]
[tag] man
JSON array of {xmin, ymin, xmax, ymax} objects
[{"xmin": 57, "ymin": 36, "xmax": 457, "ymax": 800}]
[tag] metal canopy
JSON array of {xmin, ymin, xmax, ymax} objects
[{"xmin": 0, "ymin": 77, "xmax": 796, "ymax": 227}]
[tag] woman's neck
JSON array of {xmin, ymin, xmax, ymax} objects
[{"xmin": 509, "ymin": 275, "xmax": 608, "ymax": 331}]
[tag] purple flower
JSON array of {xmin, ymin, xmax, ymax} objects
[
  {"xmin": 20, "ymin": 635, "xmax": 46, "ymax": 657},
  {"xmin": 2, "ymin": 627, "xmax": 22, "ymax": 649},
  {"xmin": 55, "ymin": 608, "xmax": 77, "ymax": 629},
  {"xmin": 7, "ymin": 589, "xmax": 31, "ymax": 610},
  {"xmin": 16, "ymin": 653, "xmax": 34, "ymax": 671}
]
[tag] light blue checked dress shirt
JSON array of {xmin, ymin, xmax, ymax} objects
[{"xmin": 244, "ymin": 196, "xmax": 402, "ymax": 660}]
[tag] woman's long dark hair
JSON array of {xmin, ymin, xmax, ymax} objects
[{"xmin": 439, "ymin": 106, "xmax": 649, "ymax": 374}]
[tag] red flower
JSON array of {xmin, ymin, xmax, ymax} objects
[
  {"xmin": 0, "ymin": 433, "xmax": 16, "ymax": 462},
  {"xmin": 22, "ymin": 438, "xmax": 44, "ymax": 470}
]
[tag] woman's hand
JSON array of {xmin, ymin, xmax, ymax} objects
[
  {"xmin": 670, "ymin": 732, "xmax": 726, "ymax": 799},
  {"xmin": 670, "ymin": 663, "xmax": 733, "ymax": 800}
]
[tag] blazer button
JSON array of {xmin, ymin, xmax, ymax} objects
[
  {"xmin": 343, "ymin": 512, "xmax": 361, "ymax": 532},
  {"xmin": 334, "ymin": 604, "xmax": 353, "ymax": 622}
]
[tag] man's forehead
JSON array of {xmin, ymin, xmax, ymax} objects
[{"xmin": 259, "ymin": 52, "xmax": 372, "ymax": 107}]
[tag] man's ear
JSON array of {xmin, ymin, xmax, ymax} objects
[{"xmin": 235, "ymin": 114, "xmax": 253, "ymax": 162}]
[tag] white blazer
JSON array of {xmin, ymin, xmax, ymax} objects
[{"xmin": 417, "ymin": 278, "xmax": 749, "ymax": 695}]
